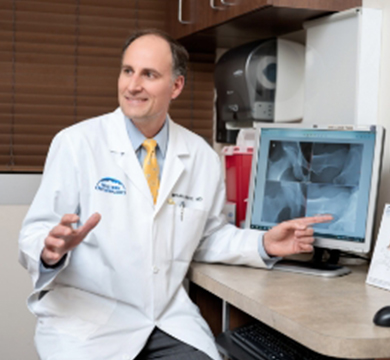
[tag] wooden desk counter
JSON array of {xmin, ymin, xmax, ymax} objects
[{"xmin": 188, "ymin": 262, "xmax": 390, "ymax": 359}]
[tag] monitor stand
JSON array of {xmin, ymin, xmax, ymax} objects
[{"xmin": 273, "ymin": 248, "xmax": 351, "ymax": 277}]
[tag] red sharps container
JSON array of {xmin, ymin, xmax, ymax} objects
[{"xmin": 222, "ymin": 144, "xmax": 253, "ymax": 228}]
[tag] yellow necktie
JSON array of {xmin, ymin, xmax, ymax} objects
[{"xmin": 142, "ymin": 139, "xmax": 160, "ymax": 204}]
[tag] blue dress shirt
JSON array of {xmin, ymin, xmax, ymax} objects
[{"xmin": 125, "ymin": 116, "xmax": 168, "ymax": 180}]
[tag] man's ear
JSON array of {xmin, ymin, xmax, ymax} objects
[{"xmin": 171, "ymin": 75, "xmax": 185, "ymax": 100}]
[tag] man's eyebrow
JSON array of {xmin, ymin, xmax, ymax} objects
[
  {"xmin": 141, "ymin": 68, "xmax": 163, "ymax": 77},
  {"xmin": 121, "ymin": 65, "xmax": 161, "ymax": 76}
]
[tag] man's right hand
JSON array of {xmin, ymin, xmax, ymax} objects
[{"xmin": 41, "ymin": 213, "xmax": 101, "ymax": 267}]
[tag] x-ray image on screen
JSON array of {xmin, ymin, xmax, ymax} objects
[
  {"xmin": 306, "ymin": 184, "xmax": 358, "ymax": 233},
  {"xmin": 262, "ymin": 181, "xmax": 306, "ymax": 222},
  {"xmin": 261, "ymin": 141, "xmax": 363, "ymax": 234},
  {"xmin": 310, "ymin": 143, "xmax": 363, "ymax": 186},
  {"xmin": 266, "ymin": 141, "xmax": 311, "ymax": 182}
]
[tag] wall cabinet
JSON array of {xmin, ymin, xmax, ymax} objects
[
  {"xmin": 167, "ymin": 0, "xmax": 362, "ymax": 51},
  {"xmin": 169, "ymin": 0, "xmax": 278, "ymax": 39}
]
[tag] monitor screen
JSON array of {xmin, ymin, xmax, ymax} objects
[{"xmin": 246, "ymin": 124, "xmax": 384, "ymax": 254}]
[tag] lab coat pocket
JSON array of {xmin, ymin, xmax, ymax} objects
[
  {"xmin": 173, "ymin": 205, "xmax": 208, "ymax": 262},
  {"xmin": 34, "ymin": 285, "xmax": 116, "ymax": 341}
]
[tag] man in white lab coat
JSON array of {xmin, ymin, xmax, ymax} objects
[{"xmin": 19, "ymin": 29, "xmax": 331, "ymax": 360}]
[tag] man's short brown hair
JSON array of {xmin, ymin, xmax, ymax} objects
[{"xmin": 122, "ymin": 29, "xmax": 189, "ymax": 82}]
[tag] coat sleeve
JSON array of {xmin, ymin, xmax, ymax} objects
[
  {"xmin": 18, "ymin": 130, "xmax": 80, "ymax": 292},
  {"xmin": 193, "ymin": 152, "xmax": 268, "ymax": 269}
]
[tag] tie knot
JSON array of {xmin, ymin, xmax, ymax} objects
[{"xmin": 143, "ymin": 139, "xmax": 157, "ymax": 152}]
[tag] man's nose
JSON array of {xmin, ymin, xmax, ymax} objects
[{"xmin": 127, "ymin": 74, "xmax": 142, "ymax": 93}]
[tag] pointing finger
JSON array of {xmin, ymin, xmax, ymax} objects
[
  {"xmin": 288, "ymin": 214, "xmax": 333, "ymax": 230},
  {"xmin": 76, "ymin": 213, "xmax": 101, "ymax": 240},
  {"xmin": 301, "ymin": 214, "xmax": 333, "ymax": 226}
]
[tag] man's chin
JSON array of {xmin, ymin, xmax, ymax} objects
[{"xmin": 121, "ymin": 109, "xmax": 147, "ymax": 121}]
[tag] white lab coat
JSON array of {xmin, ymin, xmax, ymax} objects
[{"xmin": 19, "ymin": 107, "xmax": 267, "ymax": 360}]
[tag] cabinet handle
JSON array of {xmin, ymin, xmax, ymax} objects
[
  {"xmin": 178, "ymin": 0, "xmax": 192, "ymax": 24},
  {"xmin": 221, "ymin": 0, "xmax": 237, "ymax": 5},
  {"xmin": 210, "ymin": 0, "xmax": 225, "ymax": 10}
]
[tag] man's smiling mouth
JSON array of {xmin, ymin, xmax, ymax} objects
[{"xmin": 125, "ymin": 96, "xmax": 148, "ymax": 104}]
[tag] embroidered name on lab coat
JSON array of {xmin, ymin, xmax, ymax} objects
[{"xmin": 171, "ymin": 193, "xmax": 203, "ymax": 201}]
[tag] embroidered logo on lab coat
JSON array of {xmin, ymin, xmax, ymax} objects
[{"xmin": 95, "ymin": 177, "xmax": 126, "ymax": 195}]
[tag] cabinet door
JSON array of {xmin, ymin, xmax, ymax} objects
[
  {"xmin": 167, "ymin": 0, "xmax": 199, "ymax": 39},
  {"xmin": 167, "ymin": 0, "xmax": 267, "ymax": 39},
  {"xmin": 167, "ymin": 0, "xmax": 362, "ymax": 40},
  {"xmin": 196, "ymin": 0, "xmax": 268, "ymax": 32}
]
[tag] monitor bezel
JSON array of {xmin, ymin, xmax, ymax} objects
[{"xmin": 245, "ymin": 123, "xmax": 384, "ymax": 254}]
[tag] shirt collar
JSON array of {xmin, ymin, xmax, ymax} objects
[{"xmin": 125, "ymin": 117, "xmax": 169, "ymax": 158}]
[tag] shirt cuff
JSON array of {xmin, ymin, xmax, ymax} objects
[
  {"xmin": 40, "ymin": 261, "xmax": 58, "ymax": 274},
  {"xmin": 257, "ymin": 233, "xmax": 281, "ymax": 268},
  {"xmin": 40, "ymin": 253, "xmax": 67, "ymax": 271},
  {"xmin": 37, "ymin": 255, "xmax": 68, "ymax": 290}
]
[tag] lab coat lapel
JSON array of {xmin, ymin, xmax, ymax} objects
[
  {"xmin": 105, "ymin": 108, "xmax": 154, "ymax": 205},
  {"xmin": 155, "ymin": 119, "xmax": 189, "ymax": 213}
]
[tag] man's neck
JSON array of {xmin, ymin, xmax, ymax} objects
[{"xmin": 131, "ymin": 115, "xmax": 167, "ymax": 138}]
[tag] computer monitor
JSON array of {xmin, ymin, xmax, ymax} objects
[{"xmin": 246, "ymin": 123, "xmax": 384, "ymax": 276}]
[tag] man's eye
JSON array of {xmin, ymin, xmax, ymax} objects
[
  {"xmin": 123, "ymin": 68, "xmax": 132, "ymax": 74},
  {"xmin": 145, "ymin": 72, "xmax": 155, "ymax": 79}
]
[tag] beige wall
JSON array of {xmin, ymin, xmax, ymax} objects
[{"xmin": 0, "ymin": 205, "xmax": 38, "ymax": 359}]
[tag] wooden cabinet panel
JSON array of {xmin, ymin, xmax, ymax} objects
[
  {"xmin": 195, "ymin": 0, "xmax": 269, "ymax": 33},
  {"xmin": 166, "ymin": 0, "xmax": 198, "ymax": 39},
  {"xmin": 167, "ymin": 0, "xmax": 271, "ymax": 39},
  {"xmin": 167, "ymin": 0, "xmax": 362, "ymax": 48}
]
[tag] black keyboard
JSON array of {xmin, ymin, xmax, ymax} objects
[{"xmin": 230, "ymin": 322, "xmax": 347, "ymax": 360}]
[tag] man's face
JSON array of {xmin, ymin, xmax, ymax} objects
[{"xmin": 118, "ymin": 35, "xmax": 184, "ymax": 134}]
